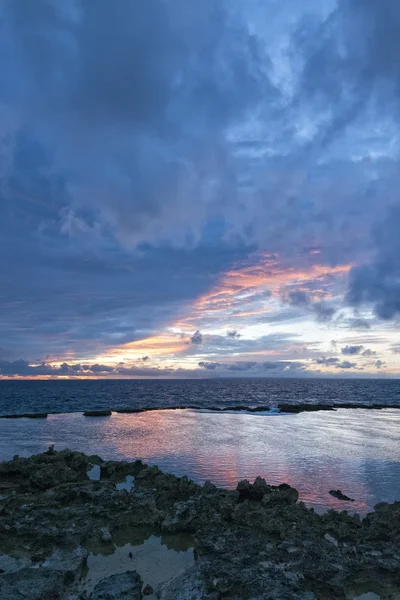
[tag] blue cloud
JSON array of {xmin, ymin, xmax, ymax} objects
[{"xmin": 1, "ymin": 0, "xmax": 400, "ymax": 373}]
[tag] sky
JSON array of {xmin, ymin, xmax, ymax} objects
[{"xmin": 1, "ymin": 0, "xmax": 400, "ymax": 379}]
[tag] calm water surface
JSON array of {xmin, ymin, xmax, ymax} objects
[{"xmin": 0, "ymin": 408, "xmax": 399, "ymax": 513}]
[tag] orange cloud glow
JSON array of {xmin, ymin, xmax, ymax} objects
[
  {"xmin": 192, "ymin": 254, "xmax": 350, "ymax": 317},
  {"xmin": 94, "ymin": 254, "xmax": 351, "ymax": 366}
]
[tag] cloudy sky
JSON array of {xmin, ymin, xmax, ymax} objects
[{"xmin": 1, "ymin": 0, "xmax": 400, "ymax": 379}]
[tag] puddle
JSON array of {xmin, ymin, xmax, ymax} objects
[
  {"xmin": 84, "ymin": 531, "xmax": 194, "ymax": 597},
  {"xmin": 347, "ymin": 581, "xmax": 400, "ymax": 600},
  {"xmin": 87, "ymin": 464, "xmax": 101, "ymax": 481},
  {"xmin": 115, "ymin": 475, "xmax": 135, "ymax": 491}
]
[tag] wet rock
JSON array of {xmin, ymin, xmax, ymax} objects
[
  {"xmin": 262, "ymin": 483, "xmax": 299, "ymax": 506},
  {"xmin": 158, "ymin": 566, "xmax": 207, "ymax": 600},
  {"xmin": 329, "ymin": 489, "xmax": 355, "ymax": 502},
  {"xmin": 143, "ymin": 583, "xmax": 154, "ymax": 595},
  {"xmin": 278, "ymin": 403, "xmax": 335, "ymax": 413},
  {"xmin": 0, "ymin": 568, "xmax": 65, "ymax": 599},
  {"xmin": 100, "ymin": 459, "xmax": 143, "ymax": 481},
  {"xmin": 83, "ymin": 410, "xmax": 112, "ymax": 417},
  {"xmin": 88, "ymin": 571, "xmax": 142, "ymax": 599},
  {"xmin": 324, "ymin": 533, "xmax": 338, "ymax": 547},
  {"xmin": 0, "ymin": 413, "xmax": 48, "ymax": 419},
  {"xmin": 202, "ymin": 481, "xmax": 217, "ymax": 494},
  {"xmin": 42, "ymin": 546, "xmax": 87, "ymax": 577},
  {"xmin": 1, "ymin": 450, "xmax": 400, "ymax": 600},
  {"xmin": 237, "ymin": 476, "xmax": 272, "ymax": 501}
]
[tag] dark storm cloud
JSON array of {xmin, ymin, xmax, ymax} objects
[
  {"xmin": 313, "ymin": 303, "xmax": 336, "ymax": 323},
  {"xmin": 0, "ymin": 0, "xmax": 271, "ymax": 360},
  {"xmin": 314, "ymin": 357, "xmax": 358, "ymax": 370},
  {"xmin": 198, "ymin": 361, "xmax": 221, "ymax": 371},
  {"xmin": 1, "ymin": 0, "xmax": 271, "ymax": 247},
  {"xmin": 347, "ymin": 318, "xmax": 371, "ymax": 330},
  {"xmin": 361, "ymin": 349, "xmax": 376, "ymax": 358},
  {"xmin": 347, "ymin": 207, "xmax": 400, "ymax": 319},
  {"xmin": 190, "ymin": 330, "xmax": 203, "ymax": 345},
  {"xmin": 0, "ymin": 227, "xmax": 248, "ymax": 359},
  {"xmin": 2, "ymin": 0, "xmax": 400, "ymax": 370},
  {"xmin": 338, "ymin": 361, "xmax": 357, "ymax": 370},
  {"xmin": 315, "ymin": 357, "xmax": 340, "ymax": 366},
  {"xmin": 198, "ymin": 360, "xmax": 306, "ymax": 374},
  {"xmin": 0, "ymin": 360, "xmax": 116, "ymax": 377},
  {"xmin": 297, "ymin": 0, "xmax": 400, "ymax": 319},
  {"xmin": 227, "ymin": 330, "xmax": 241, "ymax": 339},
  {"xmin": 341, "ymin": 345, "xmax": 363, "ymax": 356},
  {"xmin": 0, "ymin": 356, "xmax": 309, "ymax": 378},
  {"xmin": 185, "ymin": 333, "xmax": 304, "ymax": 360},
  {"xmin": 287, "ymin": 290, "xmax": 310, "ymax": 307},
  {"xmin": 0, "ymin": 359, "xmax": 177, "ymax": 378},
  {"xmin": 284, "ymin": 289, "xmax": 337, "ymax": 323}
]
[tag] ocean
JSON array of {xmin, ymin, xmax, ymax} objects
[
  {"xmin": 1, "ymin": 377, "xmax": 400, "ymax": 415},
  {"xmin": 1, "ymin": 379, "xmax": 399, "ymax": 513}
]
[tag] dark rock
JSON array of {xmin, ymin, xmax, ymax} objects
[
  {"xmin": 157, "ymin": 566, "xmax": 207, "ymax": 600},
  {"xmin": 203, "ymin": 481, "xmax": 217, "ymax": 494},
  {"xmin": 0, "ymin": 568, "xmax": 65, "ymax": 599},
  {"xmin": 329, "ymin": 489, "xmax": 355, "ymax": 502},
  {"xmin": 262, "ymin": 483, "xmax": 299, "ymax": 505},
  {"xmin": 88, "ymin": 571, "xmax": 142, "ymax": 599},
  {"xmin": 1, "ymin": 449, "xmax": 400, "ymax": 600},
  {"xmin": 278, "ymin": 403, "xmax": 335, "ymax": 413},
  {"xmin": 143, "ymin": 583, "xmax": 154, "ymax": 595},
  {"xmin": 237, "ymin": 477, "xmax": 272, "ymax": 501},
  {"xmin": 83, "ymin": 410, "xmax": 112, "ymax": 417},
  {"xmin": 1, "ymin": 413, "xmax": 48, "ymax": 419}
]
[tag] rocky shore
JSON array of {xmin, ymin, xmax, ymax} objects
[
  {"xmin": 0, "ymin": 449, "xmax": 399, "ymax": 600},
  {"xmin": 1, "ymin": 402, "xmax": 399, "ymax": 419}
]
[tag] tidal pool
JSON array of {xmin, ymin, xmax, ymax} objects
[
  {"xmin": 0, "ymin": 408, "xmax": 399, "ymax": 512},
  {"xmin": 84, "ymin": 531, "xmax": 194, "ymax": 598}
]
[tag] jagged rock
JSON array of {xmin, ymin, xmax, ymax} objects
[
  {"xmin": 262, "ymin": 483, "xmax": 299, "ymax": 505},
  {"xmin": 329, "ymin": 489, "xmax": 355, "ymax": 502},
  {"xmin": 158, "ymin": 566, "xmax": 207, "ymax": 600},
  {"xmin": 88, "ymin": 571, "xmax": 142, "ymax": 599},
  {"xmin": 1, "ymin": 450, "xmax": 400, "ymax": 600},
  {"xmin": 237, "ymin": 476, "xmax": 272, "ymax": 501}
]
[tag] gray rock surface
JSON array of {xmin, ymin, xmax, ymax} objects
[
  {"xmin": 0, "ymin": 449, "xmax": 399, "ymax": 599},
  {"xmin": 0, "ymin": 568, "xmax": 65, "ymax": 599},
  {"xmin": 88, "ymin": 571, "xmax": 142, "ymax": 599}
]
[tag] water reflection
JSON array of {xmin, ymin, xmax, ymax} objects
[
  {"xmin": 1, "ymin": 409, "xmax": 399, "ymax": 513},
  {"xmin": 84, "ymin": 532, "xmax": 194, "ymax": 598}
]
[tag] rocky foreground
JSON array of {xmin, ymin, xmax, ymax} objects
[{"xmin": 0, "ymin": 450, "xmax": 399, "ymax": 600}]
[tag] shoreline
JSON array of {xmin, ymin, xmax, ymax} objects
[
  {"xmin": 0, "ymin": 449, "xmax": 399, "ymax": 599},
  {"xmin": 1, "ymin": 401, "xmax": 400, "ymax": 419}
]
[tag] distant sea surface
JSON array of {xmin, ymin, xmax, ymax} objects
[{"xmin": 0, "ymin": 378, "xmax": 400, "ymax": 415}]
